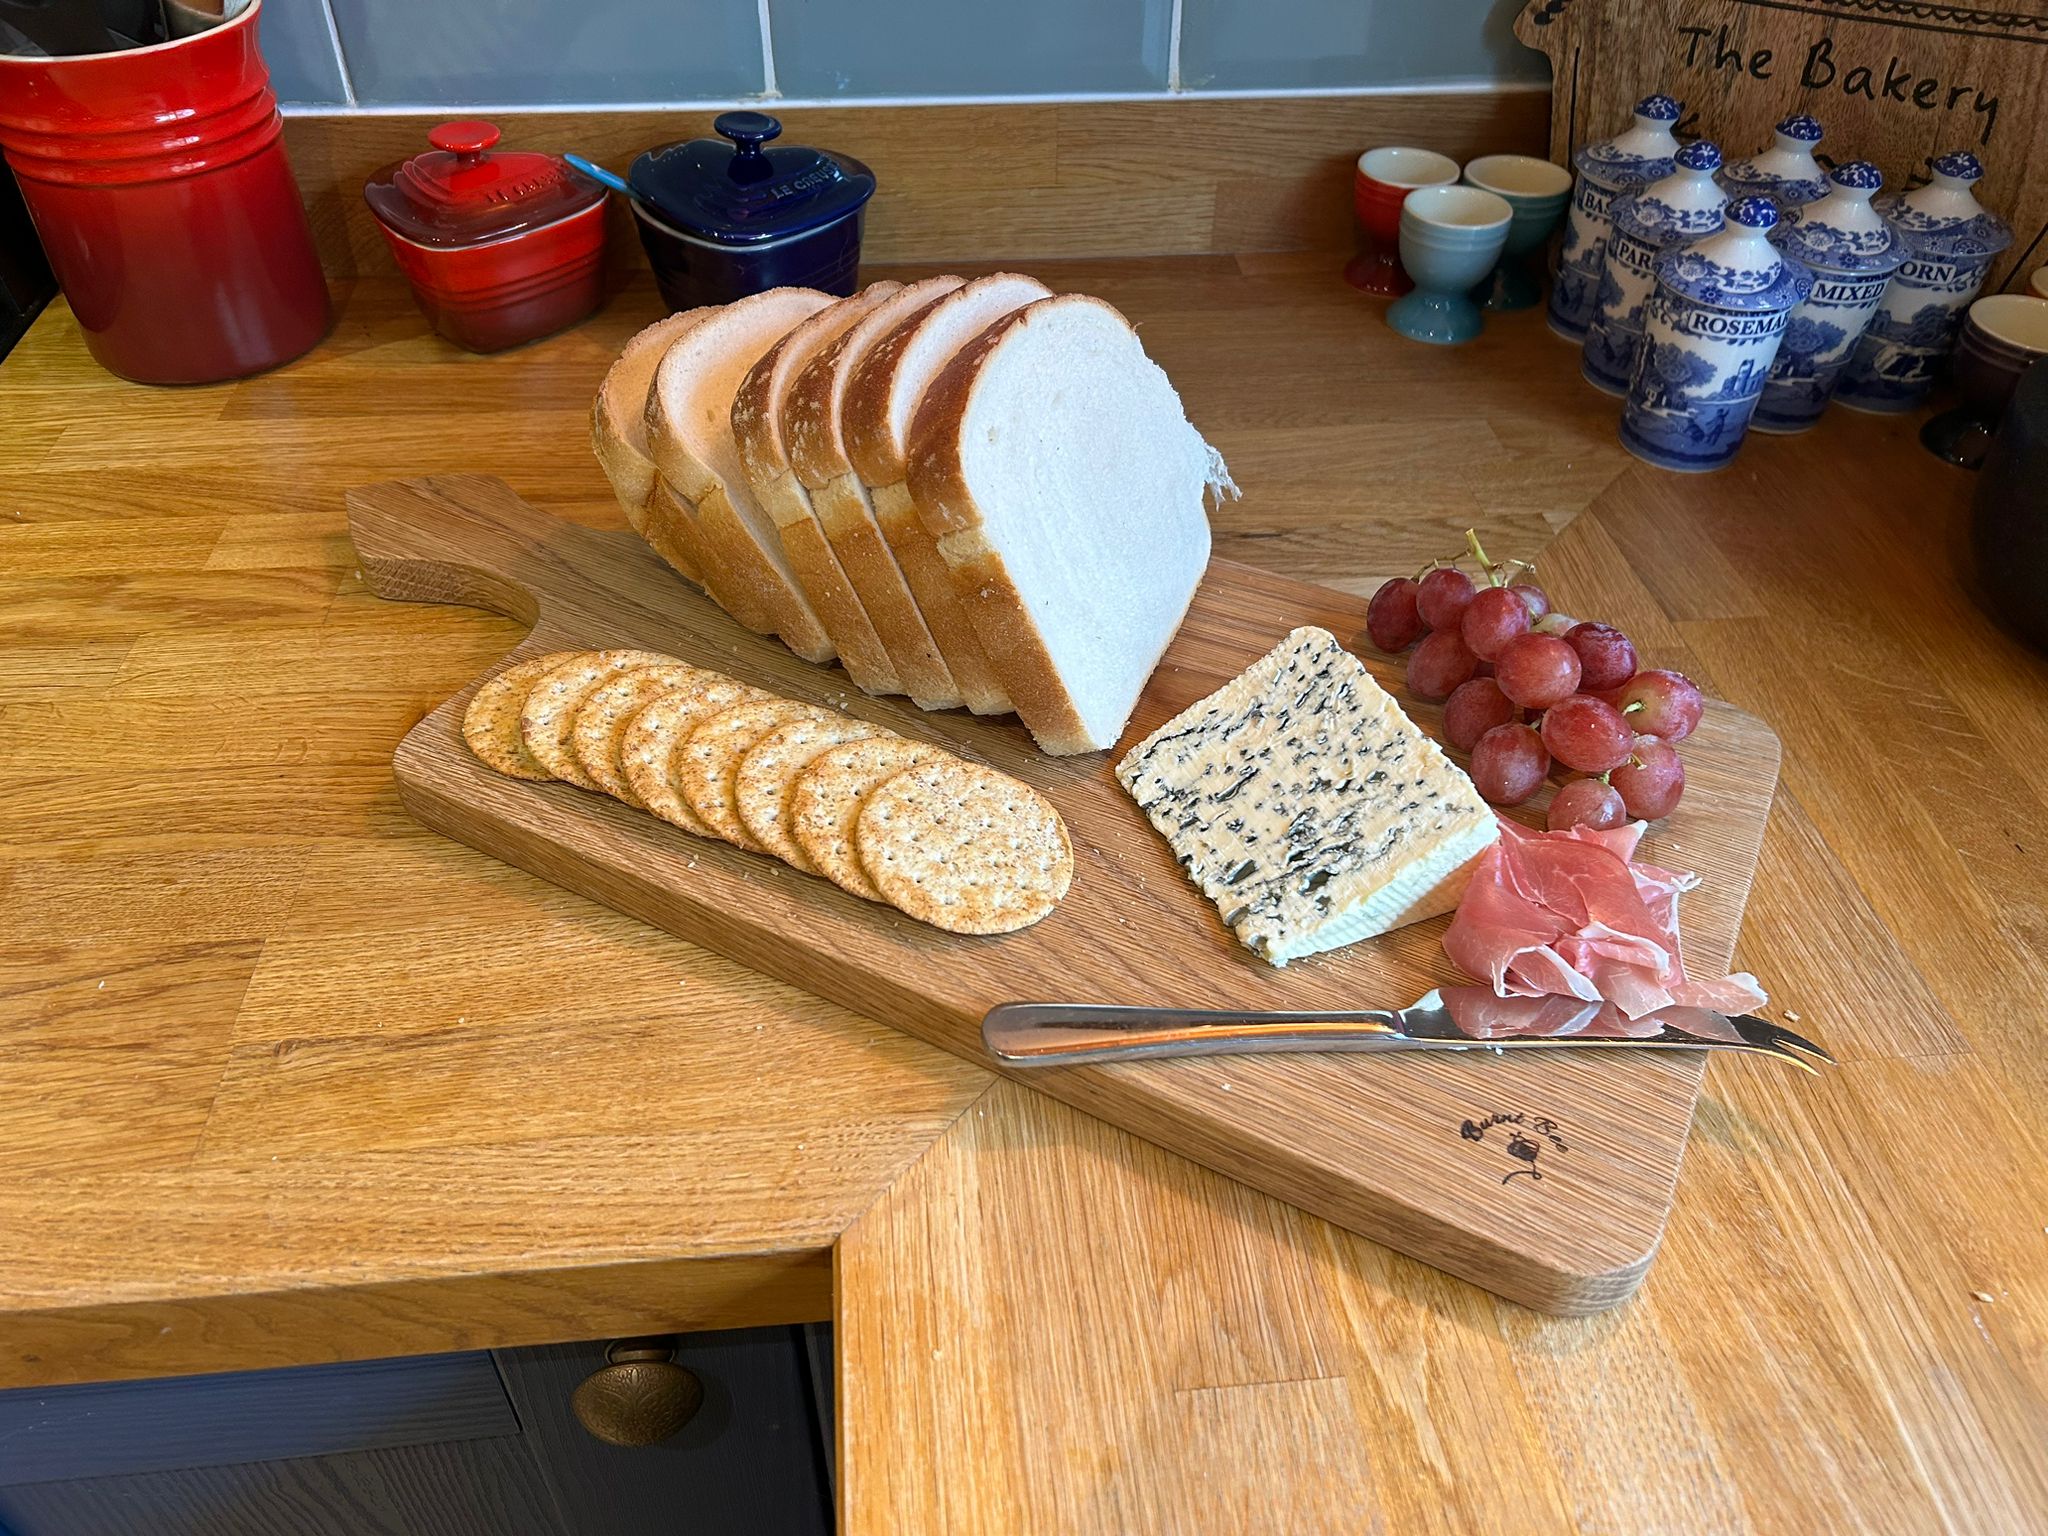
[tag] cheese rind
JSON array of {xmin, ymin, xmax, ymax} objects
[{"xmin": 1116, "ymin": 626, "xmax": 1498, "ymax": 965}]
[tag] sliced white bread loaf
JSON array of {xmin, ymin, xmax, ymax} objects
[
  {"xmin": 785, "ymin": 275, "xmax": 965, "ymax": 710},
  {"xmin": 842, "ymin": 273, "xmax": 1051, "ymax": 716},
  {"xmin": 647, "ymin": 288, "xmax": 838, "ymax": 663},
  {"xmin": 591, "ymin": 309, "xmax": 709, "ymax": 583},
  {"xmin": 907, "ymin": 293, "xmax": 1233, "ymax": 755},
  {"xmin": 732, "ymin": 282, "xmax": 906, "ymax": 698}
]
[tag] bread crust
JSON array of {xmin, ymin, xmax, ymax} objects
[
  {"xmin": 591, "ymin": 309, "xmax": 709, "ymax": 579},
  {"xmin": 810, "ymin": 473, "xmax": 959, "ymax": 709},
  {"xmin": 785, "ymin": 277, "xmax": 963, "ymax": 489},
  {"xmin": 732, "ymin": 284, "xmax": 906, "ymax": 694},
  {"xmin": 839, "ymin": 275, "xmax": 1052, "ymax": 718},
  {"xmin": 869, "ymin": 480, "xmax": 1012, "ymax": 715},
  {"xmin": 646, "ymin": 481, "xmax": 777, "ymax": 634},
  {"xmin": 640, "ymin": 288, "xmax": 838, "ymax": 659},
  {"xmin": 907, "ymin": 294, "xmax": 1165, "ymax": 754}
]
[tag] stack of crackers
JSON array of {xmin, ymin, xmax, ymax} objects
[{"xmin": 462, "ymin": 649, "xmax": 1073, "ymax": 935}]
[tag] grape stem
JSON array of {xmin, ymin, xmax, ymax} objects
[{"xmin": 1461, "ymin": 528, "xmax": 1534, "ymax": 589}]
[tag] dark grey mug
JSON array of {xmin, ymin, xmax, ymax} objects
[{"xmin": 1970, "ymin": 360, "xmax": 2048, "ymax": 651}]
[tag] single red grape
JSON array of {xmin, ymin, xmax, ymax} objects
[
  {"xmin": 1415, "ymin": 567, "xmax": 1476, "ymax": 631},
  {"xmin": 1547, "ymin": 777, "xmax": 1626, "ymax": 832},
  {"xmin": 1494, "ymin": 633, "xmax": 1582, "ymax": 710},
  {"xmin": 1364, "ymin": 577, "xmax": 1425, "ymax": 652},
  {"xmin": 1443, "ymin": 678, "xmax": 1519, "ymax": 752},
  {"xmin": 1406, "ymin": 629, "xmax": 1478, "ymax": 700},
  {"xmin": 1611, "ymin": 738, "xmax": 1686, "ymax": 818},
  {"xmin": 1511, "ymin": 583, "xmax": 1551, "ymax": 622},
  {"xmin": 1613, "ymin": 669, "xmax": 1705, "ymax": 741},
  {"xmin": 1470, "ymin": 723, "xmax": 1551, "ymax": 806},
  {"xmin": 1539, "ymin": 694, "xmax": 1635, "ymax": 774},
  {"xmin": 1566, "ymin": 622, "xmax": 1640, "ymax": 692},
  {"xmin": 1460, "ymin": 586, "xmax": 1532, "ymax": 660}
]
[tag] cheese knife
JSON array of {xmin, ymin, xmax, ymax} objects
[{"xmin": 982, "ymin": 987, "xmax": 1833, "ymax": 1072}]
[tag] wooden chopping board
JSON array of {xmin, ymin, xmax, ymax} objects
[{"xmin": 349, "ymin": 475, "xmax": 1781, "ymax": 1315}]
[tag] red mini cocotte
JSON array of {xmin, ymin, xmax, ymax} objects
[{"xmin": 365, "ymin": 120, "xmax": 608, "ymax": 354}]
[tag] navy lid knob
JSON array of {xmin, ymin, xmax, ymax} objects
[
  {"xmin": 1728, "ymin": 195, "xmax": 1778, "ymax": 229},
  {"xmin": 1776, "ymin": 113, "xmax": 1824, "ymax": 143},
  {"xmin": 1636, "ymin": 94, "xmax": 1682, "ymax": 121},
  {"xmin": 716, "ymin": 111, "xmax": 782, "ymax": 156},
  {"xmin": 1831, "ymin": 160, "xmax": 1882, "ymax": 191},
  {"xmin": 1929, "ymin": 149, "xmax": 1984, "ymax": 181},
  {"xmin": 1674, "ymin": 140, "xmax": 1722, "ymax": 172}
]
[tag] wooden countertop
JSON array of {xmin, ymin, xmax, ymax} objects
[{"xmin": 4, "ymin": 258, "xmax": 2044, "ymax": 1532}]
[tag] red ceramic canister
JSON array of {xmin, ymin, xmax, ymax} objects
[
  {"xmin": 0, "ymin": 0, "xmax": 330, "ymax": 384},
  {"xmin": 364, "ymin": 121, "xmax": 608, "ymax": 354}
]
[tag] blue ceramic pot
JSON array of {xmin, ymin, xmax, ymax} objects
[
  {"xmin": 1753, "ymin": 160, "xmax": 1908, "ymax": 433},
  {"xmin": 1621, "ymin": 197, "xmax": 1813, "ymax": 472},
  {"xmin": 1548, "ymin": 93, "xmax": 1682, "ymax": 342},
  {"xmin": 627, "ymin": 111, "xmax": 875, "ymax": 312},
  {"xmin": 1836, "ymin": 151, "xmax": 2011, "ymax": 414}
]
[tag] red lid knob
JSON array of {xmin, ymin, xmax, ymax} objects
[{"xmin": 429, "ymin": 120, "xmax": 501, "ymax": 158}]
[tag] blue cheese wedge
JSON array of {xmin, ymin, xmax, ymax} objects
[{"xmin": 1116, "ymin": 626, "xmax": 1497, "ymax": 966}]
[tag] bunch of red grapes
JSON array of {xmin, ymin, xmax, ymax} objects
[{"xmin": 1363, "ymin": 534, "xmax": 1706, "ymax": 831}]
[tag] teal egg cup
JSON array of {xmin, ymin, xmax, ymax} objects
[
  {"xmin": 1461, "ymin": 154, "xmax": 1574, "ymax": 312},
  {"xmin": 1387, "ymin": 185, "xmax": 1514, "ymax": 345}
]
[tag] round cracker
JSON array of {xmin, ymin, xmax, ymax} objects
[
  {"xmin": 676, "ymin": 699, "xmax": 828, "ymax": 853},
  {"xmin": 733, "ymin": 716, "xmax": 895, "ymax": 873},
  {"xmin": 856, "ymin": 760, "xmax": 1072, "ymax": 934},
  {"xmin": 462, "ymin": 651, "xmax": 583, "ymax": 780},
  {"xmin": 571, "ymin": 662, "xmax": 706, "ymax": 805},
  {"xmin": 520, "ymin": 650, "xmax": 677, "ymax": 790},
  {"xmin": 620, "ymin": 677, "xmax": 774, "ymax": 836},
  {"xmin": 788, "ymin": 737, "xmax": 952, "ymax": 902}
]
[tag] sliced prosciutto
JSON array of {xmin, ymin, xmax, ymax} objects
[{"xmin": 1443, "ymin": 816, "xmax": 1766, "ymax": 1020}]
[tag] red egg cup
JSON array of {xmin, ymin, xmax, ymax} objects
[{"xmin": 1346, "ymin": 147, "xmax": 1461, "ymax": 298}]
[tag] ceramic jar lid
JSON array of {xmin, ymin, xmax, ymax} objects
[
  {"xmin": 1878, "ymin": 151, "xmax": 2012, "ymax": 260},
  {"xmin": 1655, "ymin": 196, "xmax": 1814, "ymax": 312},
  {"xmin": 364, "ymin": 121, "xmax": 605, "ymax": 248},
  {"xmin": 1612, "ymin": 140, "xmax": 1728, "ymax": 244},
  {"xmin": 628, "ymin": 111, "xmax": 876, "ymax": 246},
  {"xmin": 1717, "ymin": 114, "xmax": 1827, "ymax": 207},
  {"xmin": 1770, "ymin": 161, "xmax": 1908, "ymax": 276},
  {"xmin": 1574, "ymin": 94, "xmax": 1682, "ymax": 186}
]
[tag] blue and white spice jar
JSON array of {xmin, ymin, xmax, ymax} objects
[
  {"xmin": 1836, "ymin": 151, "xmax": 2012, "ymax": 414},
  {"xmin": 1582, "ymin": 140, "xmax": 1728, "ymax": 396},
  {"xmin": 1548, "ymin": 94, "xmax": 1682, "ymax": 343},
  {"xmin": 1621, "ymin": 197, "xmax": 1813, "ymax": 473},
  {"xmin": 1754, "ymin": 161, "xmax": 1908, "ymax": 433},
  {"xmin": 1717, "ymin": 114, "xmax": 1828, "ymax": 213}
]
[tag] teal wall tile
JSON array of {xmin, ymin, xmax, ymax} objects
[
  {"xmin": 258, "ymin": 0, "xmax": 348, "ymax": 105},
  {"xmin": 769, "ymin": 0, "xmax": 1172, "ymax": 97},
  {"xmin": 1179, "ymin": 0, "xmax": 1547, "ymax": 91},
  {"xmin": 329, "ymin": 0, "xmax": 764, "ymax": 105}
]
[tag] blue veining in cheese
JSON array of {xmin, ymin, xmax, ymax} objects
[{"xmin": 1116, "ymin": 626, "xmax": 1498, "ymax": 965}]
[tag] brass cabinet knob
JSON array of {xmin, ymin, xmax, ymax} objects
[{"xmin": 570, "ymin": 1337, "xmax": 703, "ymax": 1447}]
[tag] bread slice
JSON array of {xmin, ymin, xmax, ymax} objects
[
  {"xmin": 591, "ymin": 310, "xmax": 709, "ymax": 583},
  {"xmin": 647, "ymin": 288, "xmax": 838, "ymax": 662},
  {"xmin": 786, "ymin": 275, "xmax": 966, "ymax": 710},
  {"xmin": 907, "ymin": 293, "xmax": 1233, "ymax": 755},
  {"xmin": 732, "ymin": 282, "xmax": 907, "ymax": 698},
  {"xmin": 843, "ymin": 273, "xmax": 1050, "ymax": 716}
]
